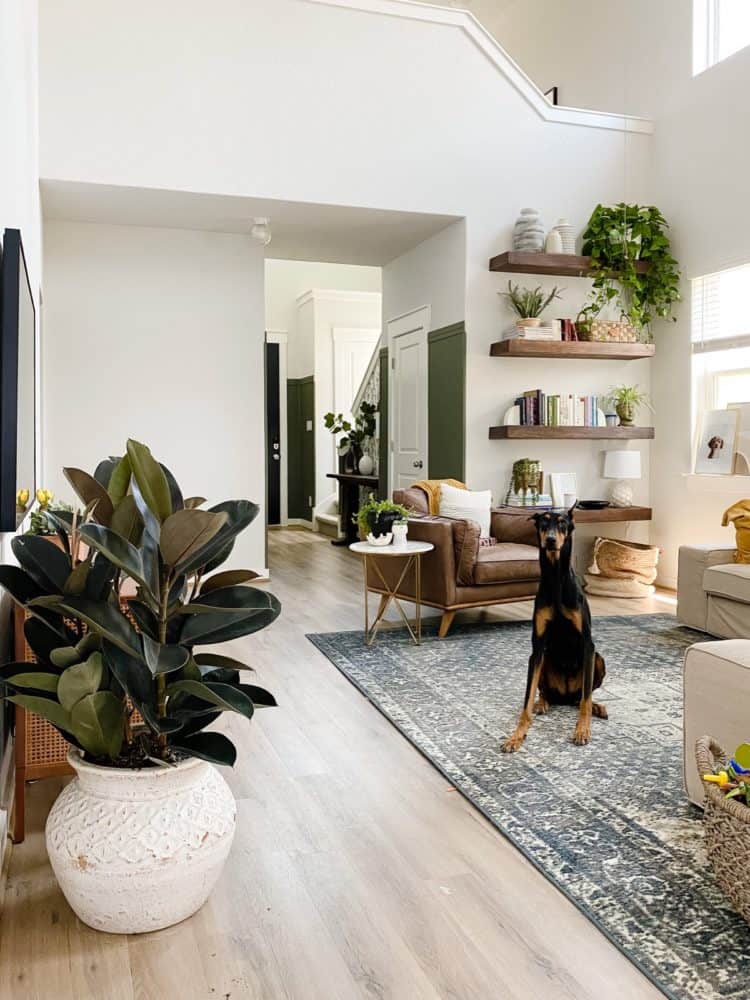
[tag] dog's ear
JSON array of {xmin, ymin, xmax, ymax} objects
[{"xmin": 567, "ymin": 503, "xmax": 577, "ymax": 529}]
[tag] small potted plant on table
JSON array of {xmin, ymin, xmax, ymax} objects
[
  {"xmin": 0, "ymin": 439, "xmax": 280, "ymax": 934},
  {"xmin": 357, "ymin": 494, "xmax": 409, "ymax": 545},
  {"xmin": 606, "ymin": 385, "xmax": 653, "ymax": 427}
]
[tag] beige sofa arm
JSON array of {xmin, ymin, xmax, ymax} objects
[{"xmin": 677, "ymin": 544, "xmax": 736, "ymax": 631}]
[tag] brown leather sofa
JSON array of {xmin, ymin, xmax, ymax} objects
[{"xmin": 365, "ymin": 486, "xmax": 541, "ymax": 637}]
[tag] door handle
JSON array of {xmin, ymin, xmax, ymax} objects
[{"xmin": 413, "ymin": 460, "xmax": 423, "ymax": 469}]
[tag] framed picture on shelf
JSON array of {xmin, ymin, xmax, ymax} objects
[
  {"xmin": 694, "ymin": 408, "xmax": 739, "ymax": 475},
  {"xmin": 728, "ymin": 402, "xmax": 750, "ymax": 474},
  {"xmin": 549, "ymin": 472, "xmax": 577, "ymax": 508}
]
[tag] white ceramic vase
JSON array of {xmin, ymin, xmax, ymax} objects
[
  {"xmin": 46, "ymin": 750, "xmax": 236, "ymax": 934},
  {"xmin": 392, "ymin": 522, "xmax": 408, "ymax": 547},
  {"xmin": 358, "ymin": 453, "xmax": 374, "ymax": 476}
]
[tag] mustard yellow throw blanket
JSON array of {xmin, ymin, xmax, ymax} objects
[
  {"xmin": 722, "ymin": 499, "xmax": 750, "ymax": 564},
  {"xmin": 412, "ymin": 478, "xmax": 466, "ymax": 515}
]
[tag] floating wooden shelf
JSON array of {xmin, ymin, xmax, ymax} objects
[
  {"xmin": 490, "ymin": 340, "xmax": 655, "ymax": 361},
  {"xmin": 489, "ymin": 426, "xmax": 655, "ymax": 440},
  {"xmin": 493, "ymin": 504, "xmax": 652, "ymax": 523},
  {"xmin": 489, "ymin": 251, "xmax": 650, "ymax": 277}
]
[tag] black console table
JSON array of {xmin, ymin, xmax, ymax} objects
[{"xmin": 326, "ymin": 472, "xmax": 379, "ymax": 546}]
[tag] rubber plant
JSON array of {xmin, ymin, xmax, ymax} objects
[
  {"xmin": 578, "ymin": 204, "xmax": 681, "ymax": 338},
  {"xmin": 0, "ymin": 439, "xmax": 279, "ymax": 768}
]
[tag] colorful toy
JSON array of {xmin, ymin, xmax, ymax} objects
[{"xmin": 703, "ymin": 742, "xmax": 750, "ymax": 805}]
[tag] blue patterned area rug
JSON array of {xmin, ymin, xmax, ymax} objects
[{"xmin": 307, "ymin": 614, "xmax": 750, "ymax": 1000}]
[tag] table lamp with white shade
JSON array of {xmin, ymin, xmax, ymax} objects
[{"xmin": 603, "ymin": 449, "xmax": 641, "ymax": 507}]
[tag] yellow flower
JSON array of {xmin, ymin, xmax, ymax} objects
[
  {"xmin": 36, "ymin": 488, "xmax": 53, "ymax": 508},
  {"xmin": 16, "ymin": 488, "xmax": 30, "ymax": 508}
]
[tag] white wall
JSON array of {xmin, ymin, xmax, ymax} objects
[
  {"xmin": 0, "ymin": 0, "xmax": 41, "ymax": 294},
  {"xmin": 38, "ymin": 0, "xmax": 653, "ymax": 544},
  {"xmin": 42, "ymin": 221, "xmax": 267, "ymax": 571},
  {"xmin": 383, "ymin": 222, "xmax": 466, "ymax": 332},
  {"xmin": 650, "ymin": 44, "xmax": 750, "ymax": 585},
  {"xmin": 417, "ymin": 0, "xmax": 690, "ymax": 119}
]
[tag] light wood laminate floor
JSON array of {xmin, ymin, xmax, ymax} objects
[{"xmin": 0, "ymin": 528, "xmax": 676, "ymax": 999}]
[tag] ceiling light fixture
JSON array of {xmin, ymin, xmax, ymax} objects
[{"xmin": 250, "ymin": 216, "xmax": 272, "ymax": 246}]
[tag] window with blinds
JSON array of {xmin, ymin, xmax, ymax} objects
[{"xmin": 692, "ymin": 263, "xmax": 750, "ymax": 421}]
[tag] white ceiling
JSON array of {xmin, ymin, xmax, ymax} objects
[{"xmin": 41, "ymin": 180, "xmax": 460, "ymax": 266}]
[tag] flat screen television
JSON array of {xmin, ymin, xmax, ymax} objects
[{"xmin": 0, "ymin": 229, "xmax": 36, "ymax": 532}]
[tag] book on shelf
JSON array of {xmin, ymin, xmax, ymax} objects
[
  {"xmin": 505, "ymin": 493, "xmax": 553, "ymax": 508},
  {"xmin": 513, "ymin": 390, "xmax": 604, "ymax": 427},
  {"xmin": 501, "ymin": 319, "xmax": 562, "ymax": 342}
]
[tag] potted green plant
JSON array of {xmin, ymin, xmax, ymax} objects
[
  {"xmin": 579, "ymin": 204, "xmax": 680, "ymax": 341},
  {"xmin": 357, "ymin": 494, "xmax": 409, "ymax": 541},
  {"xmin": 324, "ymin": 400, "xmax": 377, "ymax": 473},
  {"xmin": 0, "ymin": 439, "xmax": 279, "ymax": 934},
  {"xmin": 606, "ymin": 385, "xmax": 653, "ymax": 427},
  {"xmin": 500, "ymin": 281, "xmax": 562, "ymax": 327}
]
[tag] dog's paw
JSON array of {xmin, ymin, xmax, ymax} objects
[
  {"xmin": 502, "ymin": 733, "xmax": 525, "ymax": 753},
  {"xmin": 572, "ymin": 723, "xmax": 591, "ymax": 746},
  {"xmin": 533, "ymin": 697, "xmax": 549, "ymax": 715},
  {"xmin": 592, "ymin": 702, "xmax": 608, "ymax": 720}
]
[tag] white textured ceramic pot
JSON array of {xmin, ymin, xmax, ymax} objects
[{"xmin": 46, "ymin": 750, "xmax": 236, "ymax": 934}]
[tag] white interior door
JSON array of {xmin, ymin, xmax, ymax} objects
[
  {"xmin": 388, "ymin": 306, "xmax": 429, "ymax": 490},
  {"xmin": 332, "ymin": 327, "xmax": 381, "ymax": 421}
]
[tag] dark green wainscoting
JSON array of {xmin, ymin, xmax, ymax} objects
[
  {"xmin": 287, "ymin": 376, "xmax": 315, "ymax": 520},
  {"xmin": 378, "ymin": 347, "xmax": 389, "ymax": 500},
  {"xmin": 428, "ymin": 322, "xmax": 466, "ymax": 481}
]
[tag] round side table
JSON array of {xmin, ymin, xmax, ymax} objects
[{"xmin": 349, "ymin": 540, "xmax": 434, "ymax": 646}]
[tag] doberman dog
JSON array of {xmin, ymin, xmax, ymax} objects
[{"xmin": 502, "ymin": 506, "xmax": 607, "ymax": 753}]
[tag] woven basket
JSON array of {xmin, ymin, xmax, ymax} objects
[
  {"xmin": 579, "ymin": 320, "xmax": 638, "ymax": 343},
  {"xmin": 695, "ymin": 736, "xmax": 750, "ymax": 924}
]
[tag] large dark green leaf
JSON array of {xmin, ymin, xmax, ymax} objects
[
  {"xmin": 58, "ymin": 653, "xmax": 106, "ymax": 711},
  {"xmin": 4, "ymin": 693, "xmax": 72, "ymax": 734},
  {"xmin": 63, "ymin": 558, "xmax": 91, "ymax": 595},
  {"xmin": 180, "ymin": 588, "xmax": 280, "ymax": 645},
  {"xmin": 50, "ymin": 646, "xmax": 82, "ymax": 668},
  {"xmin": 11, "ymin": 535, "xmax": 71, "ymax": 592},
  {"xmin": 84, "ymin": 553, "xmax": 117, "ymax": 601},
  {"xmin": 94, "ymin": 457, "xmax": 118, "ymax": 489},
  {"xmin": 110, "ymin": 494, "xmax": 143, "ymax": 545},
  {"xmin": 127, "ymin": 599, "xmax": 159, "ymax": 639},
  {"xmin": 238, "ymin": 683, "xmax": 277, "ymax": 707},
  {"xmin": 106, "ymin": 455, "xmax": 131, "ymax": 505},
  {"xmin": 24, "ymin": 617, "xmax": 77, "ymax": 663},
  {"xmin": 172, "ymin": 731, "xmax": 237, "ymax": 767},
  {"xmin": 193, "ymin": 652, "xmax": 255, "ymax": 672},
  {"xmin": 199, "ymin": 569, "xmax": 260, "ymax": 595},
  {"xmin": 78, "ymin": 524, "xmax": 152, "ymax": 595},
  {"xmin": 171, "ymin": 709, "xmax": 221, "ymax": 738},
  {"xmin": 32, "ymin": 595, "xmax": 141, "ymax": 656},
  {"xmin": 70, "ymin": 691, "xmax": 124, "ymax": 759},
  {"xmin": 159, "ymin": 509, "xmax": 228, "ymax": 570},
  {"xmin": 141, "ymin": 634, "xmax": 190, "ymax": 677},
  {"xmin": 126, "ymin": 440, "xmax": 172, "ymax": 523},
  {"xmin": 130, "ymin": 477, "xmax": 161, "ymax": 595},
  {"xmin": 0, "ymin": 565, "xmax": 45, "ymax": 607},
  {"xmin": 166, "ymin": 679, "xmax": 255, "ymax": 721},
  {"xmin": 64, "ymin": 468, "xmax": 114, "ymax": 526},
  {"xmin": 140, "ymin": 704, "xmax": 185, "ymax": 734},
  {"xmin": 0, "ymin": 661, "xmax": 61, "ymax": 680},
  {"xmin": 160, "ymin": 463, "xmax": 184, "ymax": 513},
  {"xmin": 177, "ymin": 500, "xmax": 259, "ymax": 576},
  {"xmin": 103, "ymin": 640, "xmax": 155, "ymax": 712}
]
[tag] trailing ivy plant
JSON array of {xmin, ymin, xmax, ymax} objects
[
  {"xmin": 579, "ymin": 204, "xmax": 681, "ymax": 337},
  {"xmin": 0, "ymin": 440, "xmax": 279, "ymax": 768}
]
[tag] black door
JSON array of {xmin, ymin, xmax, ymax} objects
[{"xmin": 265, "ymin": 342, "xmax": 281, "ymax": 526}]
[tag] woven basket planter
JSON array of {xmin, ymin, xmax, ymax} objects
[
  {"xmin": 695, "ymin": 736, "xmax": 750, "ymax": 924},
  {"xmin": 579, "ymin": 320, "xmax": 639, "ymax": 343}
]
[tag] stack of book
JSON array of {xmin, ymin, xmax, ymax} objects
[
  {"xmin": 505, "ymin": 490, "xmax": 553, "ymax": 508},
  {"xmin": 502, "ymin": 319, "xmax": 562, "ymax": 342},
  {"xmin": 516, "ymin": 390, "xmax": 603, "ymax": 427}
]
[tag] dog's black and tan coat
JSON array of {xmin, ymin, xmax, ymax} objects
[{"xmin": 503, "ymin": 507, "xmax": 607, "ymax": 752}]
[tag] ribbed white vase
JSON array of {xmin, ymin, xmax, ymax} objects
[{"xmin": 45, "ymin": 750, "xmax": 236, "ymax": 934}]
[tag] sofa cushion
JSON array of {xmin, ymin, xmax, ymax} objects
[
  {"xmin": 703, "ymin": 563, "xmax": 750, "ymax": 604},
  {"xmin": 473, "ymin": 543, "xmax": 539, "ymax": 585},
  {"xmin": 440, "ymin": 483, "xmax": 492, "ymax": 537}
]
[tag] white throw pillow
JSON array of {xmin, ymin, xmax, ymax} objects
[{"xmin": 439, "ymin": 483, "xmax": 492, "ymax": 538}]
